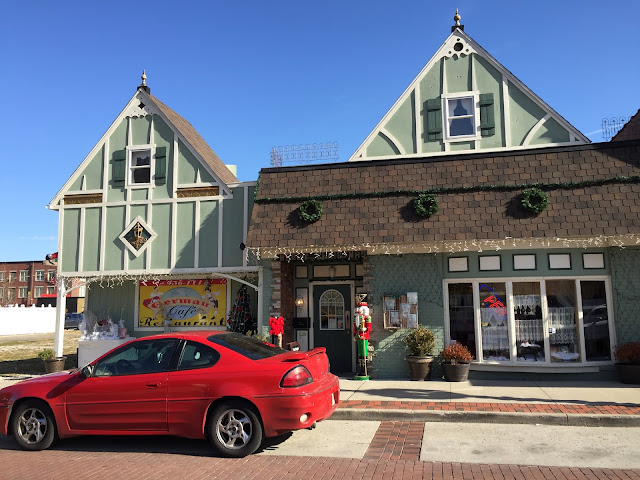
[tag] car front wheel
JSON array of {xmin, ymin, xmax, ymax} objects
[
  {"xmin": 11, "ymin": 400, "xmax": 56, "ymax": 451},
  {"xmin": 208, "ymin": 402, "xmax": 263, "ymax": 457}
]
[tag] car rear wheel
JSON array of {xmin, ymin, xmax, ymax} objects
[
  {"xmin": 208, "ymin": 402, "xmax": 263, "ymax": 457},
  {"xmin": 11, "ymin": 400, "xmax": 56, "ymax": 451}
]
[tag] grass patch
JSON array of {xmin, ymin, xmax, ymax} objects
[{"xmin": 0, "ymin": 331, "xmax": 82, "ymax": 375}]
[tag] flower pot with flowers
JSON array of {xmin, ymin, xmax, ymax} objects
[
  {"xmin": 614, "ymin": 342, "xmax": 640, "ymax": 384},
  {"xmin": 38, "ymin": 348, "xmax": 67, "ymax": 374},
  {"xmin": 403, "ymin": 325, "xmax": 436, "ymax": 381},
  {"xmin": 440, "ymin": 342, "xmax": 473, "ymax": 382}
]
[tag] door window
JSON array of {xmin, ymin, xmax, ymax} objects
[
  {"xmin": 580, "ymin": 281, "xmax": 611, "ymax": 361},
  {"xmin": 479, "ymin": 283, "xmax": 510, "ymax": 361},
  {"xmin": 94, "ymin": 339, "xmax": 177, "ymax": 376},
  {"xmin": 319, "ymin": 289, "xmax": 345, "ymax": 330}
]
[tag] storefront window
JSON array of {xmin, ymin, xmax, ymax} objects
[
  {"xmin": 546, "ymin": 280, "xmax": 580, "ymax": 363},
  {"xmin": 447, "ymin": 283, "xmax": 476, "ymax": 358},
  {"xmin": 580, "ymin": 281, "xmax": 611, "ymax": 361},
  {"xmin": 513, "ymin": 282, "xmax": 544, "ymax": 362},
  {"xmin": 479, "ymin": 283, "xmax": 510, "ymax": 361}
]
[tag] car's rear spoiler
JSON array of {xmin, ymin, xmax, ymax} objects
[{"xmin": 281, "ymin": 347, "xmax": 326, "ymax": 362}]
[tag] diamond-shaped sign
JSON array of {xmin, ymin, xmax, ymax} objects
[{"xmin": 119, "ymin": 216, "xmax": 156, "ymax": 257}]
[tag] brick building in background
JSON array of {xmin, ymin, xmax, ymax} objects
[{"xmin": 0, "ymin": 261, "xmax": 85, "ymax": 312}]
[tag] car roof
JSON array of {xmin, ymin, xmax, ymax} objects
[{"xmin": 133, "ymin": 330, "xmax": 228, "ymax": 341}]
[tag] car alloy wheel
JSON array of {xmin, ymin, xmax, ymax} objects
[
  {"xmin": 209, "ymin": 402, "xmax": 263, "ymax": 457},
  {"xmin": 11, "ymin": 400, "xmax": 56, "ymax": 451}
]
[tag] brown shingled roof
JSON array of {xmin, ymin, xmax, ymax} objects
[
  {"xmin": 612, "ymin": 109, "xmax": 640, "ymax": 142},
  {"xmin": 246, "ymin": 142, "xmax": 640, "ymax": 251},
  {"xmin": 149, "ymin": 93, "xmax": 238, "ymax": 185}
]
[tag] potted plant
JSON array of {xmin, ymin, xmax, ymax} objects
[
  {"xmin": 440, "ymin": 342, "xmax": 473, "ymax": 382},
  {"xmin": 38, "ymin": 348, "xmax": 67, "ymax": 374},
  {"xmin": 614, "ymin": 342, "xmax": 640, "ymax": 384},
  {"xmin": 403, "ymin": 325, "xmax": 436, "ymax": 381}
]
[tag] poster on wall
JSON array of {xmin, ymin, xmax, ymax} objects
[{"xmin": 138, "ymin": 279, "xmax": 227, "ymax": 328}]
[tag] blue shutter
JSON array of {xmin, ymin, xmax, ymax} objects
[
  {"xmin": 112, "ymin": 150, "xmax": 126, "ymax": 187},
  {"xmin": 155, "ymin": 146, "xmax": 167, "ymax": 185},
  {"xmin": 479, "ymin": 93, "xmax": 495, "ymax": 137},
  {"xmin": 425, "ymin": 99, "xmax": 443, "ymax": 141}
]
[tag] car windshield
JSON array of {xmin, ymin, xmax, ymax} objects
[{"xmin": 208, "ymin": 333, "xmax": 287, "ymax": 360}]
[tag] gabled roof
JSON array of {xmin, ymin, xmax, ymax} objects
[
  {"xmin": 612, "ymin": 109, "xmax": 640, "ymax": 142},
  {"xmin": 49, "ymin": 86, "xmax": 238, "ymax": 208},
  {"xmin": 247, "ymin": 141, "xmax": 640, "ymax": 254},
  {"xmin": 350, "ymin": 27, "xmax": 589, "ymax": 161}
]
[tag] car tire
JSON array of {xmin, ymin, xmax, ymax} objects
[
  {"xmin": 208, "ymin": 401, "xmax": 263, "ymax": 458},
  {"xmin": 10, "ymin": 399, "xmax": 56, "ymax": 451}
]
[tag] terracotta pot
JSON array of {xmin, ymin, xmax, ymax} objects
[
  {"xmin": 442, "ymin": 361, "xmax": 470, "ymax": 382},
  {"xmin": 44, "ymin": 356, "xmax": 67, "ymax": 374},
  {"xmin": 615, "ymin": 363, "xmax": 640, "ymax": 385},
  {"xmin": 406, "ymin": 356, "xmax": 434, "ymax": 381}
]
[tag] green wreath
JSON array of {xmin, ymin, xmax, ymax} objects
[
  {"xmin": 298, "ymin": 199, "xmax": 323, "ymax": 223},
  {"xmin": 521, "ymin": 188, "xmax": 549, "ymax": 214},
  {"xmin": 413, "ymin": 194, "xmax": 439, "ymax": 218}
]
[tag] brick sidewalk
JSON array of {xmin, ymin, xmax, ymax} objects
[{"xmin": 340, "ymin": 400, "xmax": 640, "ymax": 416}]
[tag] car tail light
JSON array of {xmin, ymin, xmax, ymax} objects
[{"xmin": 280, "ymin": 365, "xmax": 313, "ymax": 388}]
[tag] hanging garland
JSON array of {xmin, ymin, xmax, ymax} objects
[
  {"xmin": 521, "ymin": 188, "xmax": 549, "ymax": 214},
  {"xmin": 298, "ymin": 199, "xmax": 323, "ymax": 223},
  {"xmin": 413, "ymin": 194, "xmax": 439, "ymax": 218}
]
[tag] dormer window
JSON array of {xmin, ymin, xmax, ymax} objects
[
  {"xmin": 128, "ymin": 147, "xmax": 152, "ymax": 185},
  {"xmin": 442, "ymin": 93, "xmax": 480, "ymax": 141}
]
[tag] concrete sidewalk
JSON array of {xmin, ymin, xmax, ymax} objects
[{"xmin": 335, "ymin": 377, "xmax": 640, "ymax": 426}]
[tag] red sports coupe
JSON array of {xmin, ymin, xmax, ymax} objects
[{"xmin": 0, "ymin": 331, "xmax": 340, "ymax": 457}]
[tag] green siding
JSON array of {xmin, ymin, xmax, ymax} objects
[
  {"xmin": 223, "ymin": 188, "xmax": 244, "ymax": 267},
  {"xmin": 450, "ymin": 141, "xmax": 474, "ymax": 151},
  {"xmin": 529, "ymin": 117, "xmax": 570, "ymax": 145},
  {"xmin": 419, "ymin": 59, "xmax": 444, "ymax": 153},
  {"xmin": 246, "ymin": 186, "xmax": 257, "ymax": 267},
  {"xmin": 474, "ymin": 55, "xmax": 504, "ymax": 149},
  {"xmin": 150, "ymin": 204, "xmax": 171, "ymax": 269},
  {"xmin": 70, "ymin": 147, "xmax": 104, "ymax": 191},
  {"xmin": 175, "ymin": 202, "xmax": 195, "ymax": 268},
  {"xmin": 131, "ymin": 189, "xmax": 148, "ymax": 201},
  {"xmin": 384, "ymin": 92, "xmax": 416, "ymax": 154},
  {"xmin": 82, "ymin": 207, "xmax": 101, "ymax": 272},
  {"xmin": 86, "ymin": 281, "xmax": 137, "ymax": 336},
  {"xmin": 177, "ymin": 140, "xmax": 199, "ymax": 184},
  {"xmin": 104, "ymin": 206, "xmax": 125, "ymax": 271},
  {"xmin": 611, "ymin": 248, "xmax": 640, "ymax": 345},
  {"xmin": 445, "ymin": 55, "xmax": 471, "ymax": 94},
  {"xmin": 508, "ymin": 81, "xmax": 546, "ymax": 146},
  {"xmin": 61, "ymin": 209, "xmax": 81, "ymax": 273},
  {"xmin": 366, "ymin": 133, "xmax": 399, "ymax": 157},
  {"xmin": 131, "ymin": 116, "xmax": 151, "ymax": 146},
  {"xmin": 198, "ymin": 200, "xmax": 219, "ymax": 268},
  {"xmin": 128, "ymin": 205, "xmax": 147, "ymax": 270},
  {"xmin": 107, "ymin": 119, "xmax": 128, "ymax": 202},
  {"xmin": 152, "ymin": 115, "xmax": 174, "ymax": 200}
]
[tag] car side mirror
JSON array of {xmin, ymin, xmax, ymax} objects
[{"xmin": 81, "ymin": 365, "xmax": 95, "ymax": 378}]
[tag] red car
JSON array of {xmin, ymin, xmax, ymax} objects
[{"xmin": 0, "ymin": 331, "xmax": 339, "ymax": 457}]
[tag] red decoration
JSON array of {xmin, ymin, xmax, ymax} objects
[{"xmin": 269, "ymin": 316, "xmax": 284, "ymax": 336}]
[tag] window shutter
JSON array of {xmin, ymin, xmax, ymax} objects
[
  {"xmin": 155, "ymin": 146, "xmax": 167, "ymax": 185},
  {"xmin": 112, "ymin": 150, "xmax": 126, "ymax": 187},
  {"xmin": 479, "ymin": 93, "xmax": 495, "ymax": 137},
  {"xmin": 425, "ymin": 99, "xmax": 443, "ymax": 141}
]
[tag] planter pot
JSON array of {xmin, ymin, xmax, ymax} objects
[
  {"xmin": 406, "ymin": 356, "xmax": 434, "ymax": 381},
  {"xmin": 442, "ymin": 362, "xmax": 470, "ymax": 382},
  {"xmin": 44, "ymin": 356, "xmax": 67, "ymax": 374},
  {"xmin": 615, "ymin": 363, "xmax": 640, "ymax": 385}
]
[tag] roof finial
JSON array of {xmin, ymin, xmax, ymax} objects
[
  {"xmin": 138, "ymin": 69, "xmax": 150, "ymax": 94},
  {"xmin": 452, "ymin": 8, "xmax": 464, "ymax": 32}
]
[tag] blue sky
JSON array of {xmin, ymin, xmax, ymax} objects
[{"xmin": 1, "ymin": 1, "xmax": 638, "ymax": 261}]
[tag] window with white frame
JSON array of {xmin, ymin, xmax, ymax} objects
[
  {"xmin": 319, "ymin": 289, "xmax": 346, "ymax": 330},
  {"xmin": 34, "ymin": 286, "xmax": 43, "ymax": 298},
  {"xmin": 0, "ymin": 287, "xmax": 4, "ymax": 298},
  {"xmin": 35, "ymin": 270, "xmax": 44, "ymax": 282},
  {"xmin": 128, "ymin": 148, "xmax": 152, "ymax": 185},
  {"xmin": 8, "ymin": 288, "xmax": 15, "ymax": 300},
  {"xmin": 46, "ymin": 286, "xmax": 55, "ymax": 295},
  {"xmin": 18, "ymin": 287, "xmax": 28, "ymax": 298},
  {"xmin": 9, "ymin": 271, "xmax": 17, "ymax": 282},
  {"xmin": 0, "ymin": 271, "xmax": 5, "ymax": 282},
  {"xmin": 19, "ymin": 270, "xmax": 28, "ymax": 282},
  {"xmin": 446, "ymin": 277, "xmax": 612, "ymax": 365},
  {"xmin": 444, "ymin": 94, "xmax": 478, "ymax": 140},
  {"xmin": 47, "ymin": 270, "xmax": 55, "ymax": 282}
]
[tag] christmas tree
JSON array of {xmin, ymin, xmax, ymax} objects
[{"xmin": 227, "ymin": 285, "xmax": 256, "ymax": 334}]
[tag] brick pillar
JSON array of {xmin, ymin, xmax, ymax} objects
[{"xmin": 268, "ymin": 259, "xmax": 295, "ymax": 345}]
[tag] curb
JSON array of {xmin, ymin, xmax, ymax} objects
[{"xmin": 331, "ymin": 408, "xmax": 640, "ymax": 427}]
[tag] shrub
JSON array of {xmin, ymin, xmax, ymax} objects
[
  {"xmin": 615, "ymin": 342, "xmax": 640, "ymax": 365},
  {"xmin": 403, "ymin": 325, "xmax": 436, "ymax": 357},
  {"xmin": 440, "ymin": 342, "xmax": 473, "ymax": 364},
  {"xmin": 37, "ymin": 348, "xmax": 55, "ymax": 361}
]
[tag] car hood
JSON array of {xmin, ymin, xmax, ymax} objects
[{"xmin": 1, "ymin": 370, "xmax": 76, "ymax": 391}]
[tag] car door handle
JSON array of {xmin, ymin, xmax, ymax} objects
[{"xmin": 146, "ymin": 382, "xmax": 161, "ymax": 388}]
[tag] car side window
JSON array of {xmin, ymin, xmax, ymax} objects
[
  {"xmin": 177, "ymin": 341, "xmax": 220, "ymax": 370},
  {"xmin": 93, "ymin": 339, "xmax": 177, "ymax": 376}
]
